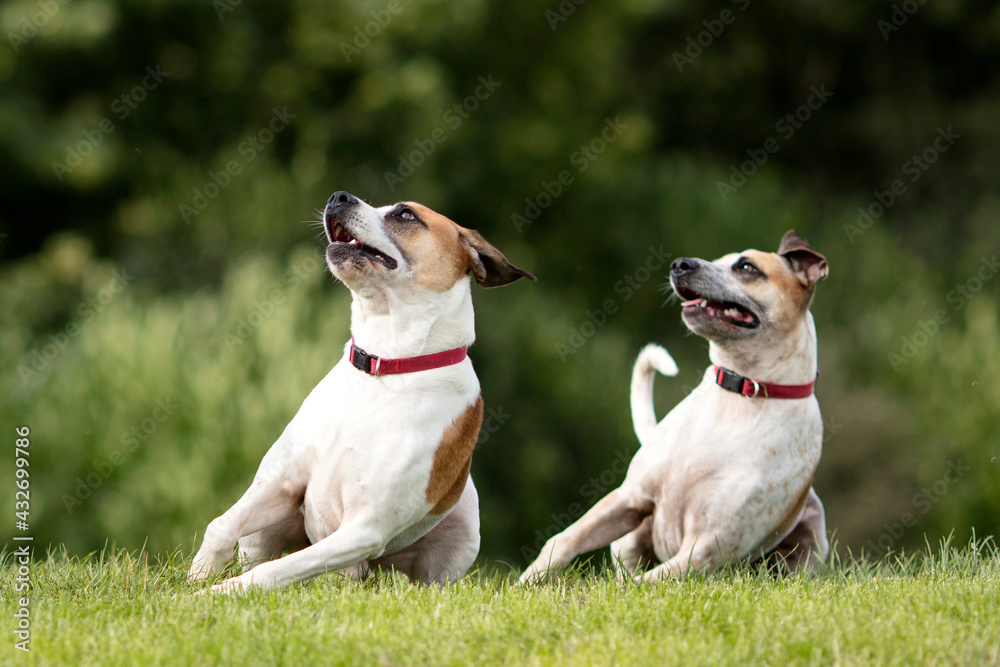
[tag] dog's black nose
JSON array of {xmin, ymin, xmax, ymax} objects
[
  {"xmin": 671, "ymin": 257, "xmax": 699, "ymax": 276},
  {"xmin": 328, "ymin": 191, "xmax": 359, "ymax": 207}
]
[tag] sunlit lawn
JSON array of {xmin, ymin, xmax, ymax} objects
[{"xmin": 2, "ymin": 539, "xmax": 998, "ymax": 666}]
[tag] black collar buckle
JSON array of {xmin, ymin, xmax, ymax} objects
[
  {"xmin": 715, "ymin": 366, "xmax": 746, "ymax": 394},
  {"xmin": 349, "ymin": 344, "xmax": 378, "ymax": 375}
]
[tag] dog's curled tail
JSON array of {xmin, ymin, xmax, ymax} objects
[{"xmin": 630, "ymin": 343, "xmax": 679, "ymax": 447}]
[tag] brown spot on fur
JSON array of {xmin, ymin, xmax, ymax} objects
[
  {"xmin": 405, "ymin": 204, "xmax": 471, "ymax": 292},
  {"xmin": 740, "ymin": 250, "xmax": 817, "ymax": 326},
  {"xmin": 768, "ymin": 477, "xmax": 814, "ymax": 540},
  {"xmin": 401, "ymin": 203, "xmax": 535, "ymax": 290},
  {"xmin": 749, "ymin": 251, "xmax": 806, "ymax": 297},
  {"xmin": 426, "ymin": 396, "xmax": 483, "ymax": 514}
]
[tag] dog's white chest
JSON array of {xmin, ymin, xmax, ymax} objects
[
  {"xmin": 631, "ymin": 384, "xmax": 823, "ymax": 561},
  {"xmin": 279, "ymin": 359, "xmax": 480, "ymax": 548}
]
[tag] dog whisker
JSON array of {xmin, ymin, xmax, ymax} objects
[
  {"xmin": 659, "ymin": 282, "xmax": 680, "ymax": 308},
  {"xmin": 658, "ymin": 281, "xmax": 676, "ymax": 295}
]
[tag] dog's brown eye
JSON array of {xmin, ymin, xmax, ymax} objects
[
  {"xmin": 399, "ymin": 208, "xmax": 415, "ymax": 221},
  {"xmin": 737, "ymin": 261, "xmax": 760, "ymax": 274}
]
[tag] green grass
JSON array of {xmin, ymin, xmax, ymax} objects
[{"xmin": 2, "ymin": 539, "xmax": 998, "ymax": 666}]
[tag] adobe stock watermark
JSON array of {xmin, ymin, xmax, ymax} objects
[
  {"xmin": 555, "ymin": 245, "xmax": 671, "ymax": 362},
  {"xmin": 844, "ymin": 126, "xmax": 960, "ymax": 244},
  {"xmin": 511, "ymin": 116, "xmax": 629, "ymax": 234},
  {"xmin": 477, "ymin": 406, "xmax": 511, "ymax": 446},
  {"xmin": 716, "ymin": 84, "xmax": 833, "ymax": 201},
  {"xmin": 61, "ymin": 398, "xmax": 179, "ymax": 514},
  {"xmin": 672, "ymin": 0, "xmax": 751, "ymax": 73},
  {"xmin": 13, "ymin": 425, "xmax": 32, "ymax": 652},
  {"xmin": 877, "ymin": 0, "xmax": 927, "ymax": 41},
  {"xmin": 16, "ymin": 268, "xmax": 135, "ymax": 385},
  {"xmin": 521, "ymin": 448, "xmax": 632, "ymax": 562},
  {"xmin": 223, "ymin": 248, "xmax": 326, "ymax": 351},
  {"xmin": 213, "ymin": 0, "xmax": 244, "ymax": 21},
  {"xmin": 864, "ymin": 459, "xmax": 971, "ymax": 559},
  {"xmin": 51, "ymin": 65, "xmax": 170, "ymax": 183},
  {"xmin": 6, "ymin": 0, "xmax": 70, "ymax": 53},
  {"xmin": 340, "ymin": 0, "xmax": 412, "ymax": 62},
  {"xmin": 383, "ymin": 76, "xmax": 501, "ymax": 192},
  {"xmin": 545, "ymin": 0, "xmax": 588, "ymax": 31},
  {"xmin": 179, "ymin": 107, "xmax": 296, "ymax": 224},
  {"xmin": 887, "ymin": 254, "xmax": 998, "ymax": 372}
]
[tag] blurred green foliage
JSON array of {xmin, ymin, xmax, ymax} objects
[{"xmin": 1, "ymin": 0, "xmax": 997, "ymax": 566}]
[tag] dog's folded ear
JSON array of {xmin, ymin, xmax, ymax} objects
[
  {"xmin": 778, "ymin": 230, "xmax": 828, "ymax": 287},
  {"xmin": 460, "ymin": 230, "xmax": 537, "ymax": 288}
]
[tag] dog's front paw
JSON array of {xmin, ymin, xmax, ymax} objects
[
  {"xmin": 188, "ymin": 549, "xmax": 231, "ymax": 582},
  {"xmin": 518, "ymin": 563, "xmax": 551, "ymax": 586},
  {"xmin": 207, "ymin": 575, "xmax": 254, "ymax": 595},
  {"xmin": 519, "ymin": 542, "xmax": 563, "ymax": 585}
]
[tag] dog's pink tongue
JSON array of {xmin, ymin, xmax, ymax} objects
[{"xmin": 681, "ymin": 298, "xmax": 703, "ymax": 307}]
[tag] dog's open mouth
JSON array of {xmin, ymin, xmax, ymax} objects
[
  {"xmin": 325, "ymin": 219, "xmax": 398, "ymax": 270},
  {"xmin": 675, "ymin": 286, "xmax": 759, "ymax": 328}
]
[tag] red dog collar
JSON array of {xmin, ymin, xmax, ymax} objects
[
  {"xmin": 713, "ymin": 365, "xmax": 816, "ymax": 399},
  {"xmin": 349, "ymin": 340, "xmax": 468, "ymax": 377}
]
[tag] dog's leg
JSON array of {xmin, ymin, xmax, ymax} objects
[
  {"xmin": 610, "ymin": 515, "xmax": 656, "ymax": 580},
  {"xmin": 520, "ymin": 487, "xmax": 651, "ymax": 583},
  {"xmin": 763, "ymin": 487, "xmax": 829, "ymax": 575},
  {"xmin": 340, "ymin": 560, "xmax": 370, "ymax": 582},
  {"xmin": 367, "ymin": 479, "xmax": 480, "ymax": 586},
  {"xmin": 208, "ymin": 518, "xmax": 386, "ymax": 592},
  {"xmin": 189, "ymin": 473, "xmax": 304, "ymax": 581},
  {"xmin": 635, "ymin": 537, "xmax": 719, "ymax": 582},
  {"xmin": 237, "ymin": 508, "xmax": 311, "ymax": 572}
]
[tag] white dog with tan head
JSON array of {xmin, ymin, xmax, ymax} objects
[
  {"xmin": 522, "ymin": 230, "xmax": 830, "ymax": 582},
  {"xmin": 189, "ymin": 191, "xmax": 534, "ymax": 592}
]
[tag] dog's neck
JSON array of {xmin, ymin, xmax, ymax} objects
[
  {"xmin": 347, "ymin": 278, "xmax": 476, "ymax": 359},
  {"xmin": 707, "ymin": 312, "xmax": 818, "ymax": 384}
]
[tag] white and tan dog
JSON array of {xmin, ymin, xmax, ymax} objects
[
  {"xmin": 189, "ymin": 191, "xmax": 534, "ymax": 592},
  {"xmin": 522, "ymin": 230, "xmax": 829, "ymax": 582}
]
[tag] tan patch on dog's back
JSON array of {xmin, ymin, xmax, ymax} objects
[
  {"xmin": 426, "ymin": 396, "xmax": 483, "ymax": 515},
  {"xmin": 406, "ymin": 204, "xmax": 472, "ymax": 292}
]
